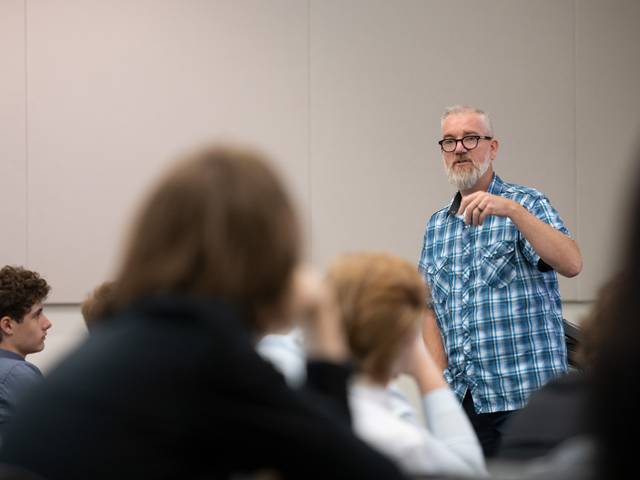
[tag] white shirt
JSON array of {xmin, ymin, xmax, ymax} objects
[
  {"xmin": 256, "ymin": 329, "xmax": 306, "ymax": 388},
  {"xmin": 349, "ymin": 379, "xmax": 488, "ymax": 477}
]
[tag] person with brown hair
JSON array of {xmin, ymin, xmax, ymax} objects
[
  {"xmin": 497, "ymin": 274, "xmax": 625, "ymax": 461},
  {"xmin": 0, "ymin": 266, "xmax": 51, "ymax": 431},
  {"xmin": 499, "ymin": 274, "xmax": 625, "ymax": 460},
  {"xmin": 328, "ymin": 252, "xmax": 486, "ymax": 477},
  {"xmin": 588, "ymin": 142, "xmax": 640, "ymax": 479},
  {"xmin": 80, "ymin": 281, "xmax": 116, "ymax": 332},
  {"xmin": 0, "ymin": 146, "xmax": 404, "ymax": 480}
]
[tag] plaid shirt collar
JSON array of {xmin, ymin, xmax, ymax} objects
[{"xmin": 446, "ymin": 173, "xmax": 502, "ymax": 216}]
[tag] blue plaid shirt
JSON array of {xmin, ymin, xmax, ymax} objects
[{"xmin": 419, "ymin": 174, "xmax": 569, "ymax": 414}]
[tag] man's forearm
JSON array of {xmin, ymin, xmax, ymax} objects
[
  {"xmin": 422, "ymin": 309, "xmax": 448, "ymax": 372},
  {"xmin": 509, "ymin": 203, "xmax": 582, "ymax": 278}
]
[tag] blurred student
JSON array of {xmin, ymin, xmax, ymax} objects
[
  {"xmin": 498, "ymin": 275, "xmax": 623, "ymax": 460},
  {"xmin": 590, "ymin": 141, "xmax": 640, "ymax": 479},
  {"xmin": 497, "ymin": 141, "xmax": 640, "ymax": 478},
  {"xmin": 327, "ymin": 252, "xmax": 487, "ymax": 477},
  {"xmin": 0, "ymin": 266, "xmax": 51, "ymax": 432},
  {"xmin": 80, "ymin": 281, "xmax": 116, "ymax": 332},
  {"xmin": 256, "ymin": 327, "xmax": 306, "ymax": 388},
  {"xmin": 0, "ymin": 146, "xmax": 405, "ymax": 479}
]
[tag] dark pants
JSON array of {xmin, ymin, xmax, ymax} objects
[{"xmin": 462, "ymin": 391, "xmax": 515, "ymax": 458}]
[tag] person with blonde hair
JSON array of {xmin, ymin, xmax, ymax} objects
[
  {"xmin": 327, "ymin": 252, "xmax": 486, "ymax": 477},
  {"xmin": 0, "ymin": 146, "xmax": 404, "ymax": 480}
]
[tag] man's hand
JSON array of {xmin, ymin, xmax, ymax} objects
[
  {"xmin": 422, "ymin": 309, "xmax": 447, "ymax": 372},
  {"xmin": 457, "ymin": 191, "xmax": 518, "ymax": 226}
]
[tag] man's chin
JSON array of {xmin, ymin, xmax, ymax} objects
[{"xmin": 448, "ymin": 174, "xmax": 478, "ymax": 191}]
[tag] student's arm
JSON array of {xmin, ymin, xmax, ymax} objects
[
  {"xmin": 400, "ymin": 336, "xmax": 487, "ymax": 477},
  {"xmin": 282, "ymin": 268, "xmax": 353, "ymax": 422}
]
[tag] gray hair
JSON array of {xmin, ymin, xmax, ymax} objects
[{"xmin": 441, "ymin": 105, "xmax": 494, "ymax": 137}]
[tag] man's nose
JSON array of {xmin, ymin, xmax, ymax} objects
[
  {"xmin": 42, "ymin": 315, "xmax": 52, "ymax": 330},
  {"xmin": 454, "ymin": 140, "xmax": 468, "ymax": 154}
]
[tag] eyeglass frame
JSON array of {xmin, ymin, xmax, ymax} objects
[{"xmin": 438, "ymin": 135, "xmax": 493, "ymax": 153}]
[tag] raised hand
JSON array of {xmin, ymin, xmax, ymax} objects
[{"xmin": 457, "ymin": 191, "xmax": 518, "ymax": 226}]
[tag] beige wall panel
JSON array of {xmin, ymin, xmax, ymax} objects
[
  {"xmin": 310, "ymin": 0, "xmax": 578, "ymax": 299},
  {"xmin": 576, "ymin": 0, "xmax": 640, "ymax": 299},
  {"xmin": 0, "ymin": 1, "xmax": 27, "ymax": 267},
  {"xmin": 26, "ymin": 0, "xmax": 309, "ymax": 302}
]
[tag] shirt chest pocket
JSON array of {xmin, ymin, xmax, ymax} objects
[
  {"xmin": 427, "ymin": 255, "xmax": 450, "ymax": 305},
  {"xmin": 479, "ymin": 240, "xmax": 517, "ymax": 289}
]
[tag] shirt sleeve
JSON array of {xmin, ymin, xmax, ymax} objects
[
  {"xmin": 519, "ymin": 195, "xmax": 572, "ymax": 269},
  {"xmin": 418, "ymin": 387, "xmax": 488, "ymax": 476},
  {"xmin": 349, "ymin": 385, "xmax": 486, "ymax": 477}
]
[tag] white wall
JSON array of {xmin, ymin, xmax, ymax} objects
[
  {"xmin": 2, "ymin": 0, "xmax": 640, "ymax": 369},
  {"xmin": 576, "ymin": 0, "xmax": 640, "ymax": 297},
  {"xmin": 310, "ymin": 0, "xmax": 580, "ymax": 301},
  {"xmin": 1, "ymin": 0, "xmax": 638, "ymax": 304},
  {"xmin": 0, "ymin": 0, "xmax": 27, "ymax": 267},
  {"xmin": 22, "ymin": 0, "xmax": 311, "ymax": 301}
]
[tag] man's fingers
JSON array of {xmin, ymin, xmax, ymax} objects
[
  {"xmin": 472, "ymin": 205, "xmax": 482, "ymax": 225},
  {"xmin": 457, "ymin": 191, "xmax": 481, "ymax": 214},
  {"xmin": 465, "ymin": 203, "xmax": 476, "ymax": 224},
  {"xmin": 478, "ymin": 208, "xmax": 489, "ymax": 225},
  {"xmin": 464, "ymin": 198, "xmax": 482, "ymax": 224},
  {"xmin": 476, "ymin": 199, "xmax": 490, "ymax": 225}
]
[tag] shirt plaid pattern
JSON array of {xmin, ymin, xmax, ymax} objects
[{"xmin": 419, "ymin": 174, "xmax": 569, "ymax": 414}]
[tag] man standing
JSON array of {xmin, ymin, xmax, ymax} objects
[
  {"xmin": 0, "ymin": 266, "xmax": 51, "ymax": 431},
  {"xmin": 419, "ymin": 105, "xmax": 582, "ymax": 457}
]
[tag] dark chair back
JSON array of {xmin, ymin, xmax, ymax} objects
[{"xmin": 563, "ymin": 319, "xmax": 582, "ymax": 369}]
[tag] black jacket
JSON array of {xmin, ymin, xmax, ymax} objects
[{"xmin": 0, "ymin": 295, "xmax": 405, "ymax": 479}]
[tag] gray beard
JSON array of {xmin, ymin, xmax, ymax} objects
[{"xmin": 445, "ymin": 159, "xmax": 490, "ymax": 191}]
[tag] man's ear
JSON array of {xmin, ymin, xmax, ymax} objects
[
  {"xmin": 0, "ymin": 316, "xmax": 14, "ymax": 337},
  {"xmin": 490, "ymin": 138, "xmax": 499, "ymax": 160}
]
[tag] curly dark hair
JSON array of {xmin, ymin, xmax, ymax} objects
[{"xmin": 0, "ymin": 266, "xmax": 51, "ymax": 323}]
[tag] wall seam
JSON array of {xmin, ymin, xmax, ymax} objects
[
  {"xmin": 573, "ymin": 0, "xmax": 581, "ymax": 299},
  {"xmin": 24, "ymin": 0, "xmax": 29, "ymax": 267},
  {"xmin": 307, "ymin": 0, "xmax": 313, "ymax": 262}
]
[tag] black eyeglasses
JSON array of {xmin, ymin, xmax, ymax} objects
[{"xmin": 438, "ymin": 135, "xmax": 492, "ymax": 153}]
